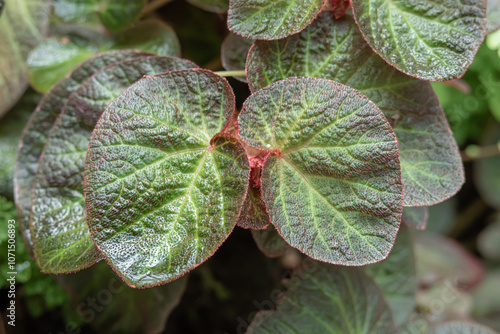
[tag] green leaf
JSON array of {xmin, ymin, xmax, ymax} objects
[
  {"xmin": 187, "ymin": 0, "xmax": 229, "ymax": 13},
  {"xmin": 402, "ymin": 206, "xmax": 429, "ymax": 230},
  {"xmin": 237, "ymin": 181, "xmax": 270, "ymax": 230},
  {"xmin": 488, "ymin": 0, "xmax": 500, "ymax": 34},
  {"xmin": 429, "ymin": 321, "xmax": 498, "ymax": 334},
  {"xmin": 53, "ymin": 0, "xmax": 147, "ymax": 31},
  {"xmin": 246, "ymin": 13, "xmax": 464, "ymax": 207},
  {"xmin": 227, "ymin": 0, "xmax": 324, "ymax": 40},
  {"xmin": 472, "ymin": 270, "xmax": 500, "ymax": 331},
  {"xmin": 27, "ymin": 19, "xmax": 181, "ymax": 93},
  {"xmin": 246, "ymin": 264, "xmax": 397, "ymax": 333},
  {"xmin": 239, "ymin": 77, "xmax": 403, "ymax": 265},
  {"xmin": 351, "ymin": 0, "xmax": 487, "ymax": 81},
  {"xmin": 84, "ymin": 69, "xmax": 250, "ymax": 288},
  {"xmin": 15, "ymin": 51, "xmax": 152, "ymax": 258},
  {"xmin": 57, "ymin": 261, "xmax": 187, "ymax": 333},
  {"xmin": 221, "ymin": 33, "xmax": 253, "ymax": 83},
  {"xmin": 251, "ymin": 224, "xmax": 289, "ymax": 258},
  {"xmin": 0, "ymin": 0, "xmax": 50, "ymax": 117},
  {"xmin": 30, "ymin": 56, "xmax": 198, "ymax": 274},
  {"xmin": 477, "ymin": 215, "xmax": 500, "ymax": 262},
  {"xmin": 474, "ymin": 122, "xmax": 500, "ymax": 209},
  {"xmin": 364, "ymin": 224, "xmax": 416, "ymax": 328}
]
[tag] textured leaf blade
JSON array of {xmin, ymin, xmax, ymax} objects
[
  {"xmin": 187, "ymin": 0, "xmax": 228, "ymax": 13},
  {"xmin": 0, "ymin": 0, "xmax": 50, "ymax": 117},
  {"xmin": 429, "ymin": 321, "xmax": 498, "ymax": 334},
  {"xmin": 53, "ymin": 0, "xmax": 147, "ymax": 31},
  {"xmin": 84, "ymin": 70, "xmax": 250, "ymax": 287},
  {"xmin": 227, "ymin": 0, "xmax": 324, "ymax": 40},
  {"xmin": 247, "ymin": 264, "xmax": 397, "ymax": 333},
  {"xmin": 30, "ymin": 56, "xmax": 198, "ymax": 274},
  {"xmin": 221, "ymin": 33, "xmax": 253, "ymax": 83},
  {"xmin": 27, "ymin": 19, "xmax": 180, "ymax": 93},
  {"xmin": 364, "ymin": 223, "xmax": 416, "ymax": 328},
  {"xmin": 239, "ymin": 77, "xmax": 403, "ymax": 266},
  {"xmin": 14, "ymin": 50, "xmax": 152, "ymax": 258},
  {"xmin": 402, "ymin": 206, "xmax": 429, "ymax": 230},
  {"xmin": 246, "ymin": 13, "xmax": 464, "ymax": 206},
  {"xmin": 251, "ymin": 224, "xmax": 289, "ymax": 258},
  {"xmin": 351, "ymin": 0, "xmax": 487, "ymax": 81}
]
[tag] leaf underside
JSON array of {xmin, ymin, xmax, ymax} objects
[
  {"xmin": 251, "ymin": 224, "xmax": 289, "ymax": 258},
  {"xmin": 402, "ymin": 206, "xmax": 429, "ymax": 230},
  {"xmin": 239, "ymin": 77, "xmax": 403, "ymax": 266},
  {"xmin": 246, "ymin": 13, "xmax": 464, "ymax": 206},
  {"xmin": 84, "ymin": 69, "xmax": 250, "ymax": 288},
  {"xmin": 30, "ymin": 56, "xmax": 198, "ymax": 274},
  {"xmin": 246, "ymin": 264, "xmax": 398, "ymax": 333},
  {"xmin": 221, "ymin": 32, "xmax": 253, "ymax": 83},
  {"xmin": 351, "ymin": 0, "xmax": 487, "ymax": 81},
  {"xmin": 15, "ymin": 50, "xmax": 152, "ymax": 257},
  {"xmin": 429, "ymin": 321, "xmax": 498, "ymax": 334},
  {"xmin": 227, "ymin": 0, "xmax": 324, "ymax": 40}
]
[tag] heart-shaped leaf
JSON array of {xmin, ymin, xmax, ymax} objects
[
  {"xmin": 351, "ymin": 0, "xmax": 487, "ymax": 81},
  {"xmin": 364, "ymin": 223, "xmax": 416, "ymax": 327},
  {"xmin": 247, "ymin": 264, "xmax": 398, "ymax": 333},
  {"xmin": 27, "ymin": 19, "xmax": 180, "ymax": 93},
  {"xmin": 429, "ymin": 321, "xmax": 498, "ymax": 334},
  {"xmin": 30, "ymin": 56, "xmax": 198, "ymax": 274},
  {"xmin": 53, "ymin": 0, "xmax": 147, "ymax": 31},
  {"xmin": 402, "ymin": 206, "xmax": 429, "ymax": 230},
  {"xmin": 251, "ymin": 224, "xmax": 289, "ymax": 258},
  {"xmin": 246, "ymin": 13, "xmax": 464, "ymax": 207},
  {"xmin": 227, "ymin": 0, "xmax": 324, "ymax": 40},
  {"xmin": 187, "ymin": 0, "xmax": 228, "ymax": 13},
  {"xmin": 84, "ymin": 69, "xmax": 250, "ymax": 288},
  {"xmin": 239, "ymin": 77, "xmax": 403, "ymax": 266},
  {"xmin": 0, "ymin": 0, "xmax": 50, "ymax": 117},
  {"xmin": 15, "ymin": 50, "xmax": 152, "ymax": 257},
  {"xmin": 221, "ymin": 33, "xmax": 253, "ymax": 83}
]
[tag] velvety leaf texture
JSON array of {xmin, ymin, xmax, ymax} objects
[
  {"xmin": 187, "ymin": 0, "xmax": 229, "ymax": 13},
  {"xmin": 251, "ymin": 224, "xmax": 289, "ymax": 258},
  {"xmin": 239, "ymin": 77, "xmax": 403, "ymax": 266},
  {"xmin": 227, "ymin": 0, "xmax": 324, "ymax": 40},
  {"xmin": 246, "ymin": 13, "xmax": 464, "ymax": 207},
  {"xmin": 429, "ymin": 321, "xmax": 498, "ymax": 334},
  {"xmin": 221, "ymin": 33, "xmax": 253, "ymax": 83},
  {"xmin": 27, "ymin": 19, "xmax": 180, "ymax": 93},
  {"xmin": 236, "ymin": 182, "xmax": 270, "ymax": 230},
  {"xmin": 53, "ymin": 0, "xmax": 147, "ymax": 31},
  {"xmin": 15, "ymin": 50, "xmax": 151, "ymax": 257},
  {"xmin": 351, "ymin": 0, "xmax": 487, "ymax": 81},
  {"xmin": 364, "ymin": 224, "xmax": 416, "ymax": 328},
  {"xmin": 0, "ymin": 0, "xmax": 50, "ymax": 117},
  {"xmin": 84, "ymin": 69, "xmax": 250, "ymax": 288},
  {"xmin": 402, "ymin": 206, "xmax": 429, "ymax": 230},
  {"xmin": 247, "ymin": 264, "xmax": 398, "ymax": 333},
  {"xmin": 30, "ymin": 56, "xmax": 197, "ymax": 274}
]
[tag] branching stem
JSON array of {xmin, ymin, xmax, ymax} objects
[{"xmin": 214, "ymin": 70, "xmax": 246, "ymax": 77}]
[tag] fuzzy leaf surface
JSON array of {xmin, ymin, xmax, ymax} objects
[
  {"xmin": 429, "ymin": 321, "xmax": 498, "ymax": 334},
  {"xmin": 221, "ymin": 33, "xmax": 253, "ymax": 83},
  {"xmin": 246, "ymin": 13, "xmax": 464, "ymax": 206},
  {"xmin": 402, "ymin": 206, "xmax": 429, "ymax": 230},
  {"xmin": 0, "ymin": 0, "xmax": 50, "ymax": 117},
  {"xmin": 187, "ymin": 0, "xmax": 228, "ymax": 13},
  {"xmin": 236, "ymin": 182, "xmax": 269, "ymax": 230},
  {"xmin": 84, "ymin": 70, "xmax": 249, "ymax": 287},
  {"xmin": 364, "ymin": 224, "xmax": 416, "ymax": 327},
  {"xmin": 239, "ymin": 77, "xmax": 403, "ymax": 265},
  {"xmin": 247, "ymin": 264, "xmax": 397, "ymax": 333},
  {"xmin": 15, "ymin": 50, "xmax": 151, "ymax": 257},
  {"xmin": 227, "ymin": 0, "xmax": 324, "ymax": 40},
  {"xmin": 251, "ymin": 224, "xmax": 289, "ymax": 258},
  {"xmin": 30, "ymin": 56, "xmax": 197, "ymax": 274},
  {"xmin": 351, "ymin": 0, "xmax": 487, "ymax": 81},
  {"xmin": 27, "ymin": 20, "xmax": 180, "ymax": 93},
  {"xmin": 53, "ymin": 0, "xmax": 147, "ymax": 31}
]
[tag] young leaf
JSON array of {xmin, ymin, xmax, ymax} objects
[
  {"xmin": 474, "ymin": 122, "xmax": 500, "ymax": 210},
  {"xmin": 364, "ymin": 224, "xmax": 416, "ymax": 328},
  {"xmin": 27, "ymin": 19, "xmax": 180, "ymax": 93},
  {"xmin": 53, "ymin": 0, "xmax": 147, "ymax": 32},
  {"xmin": 187, "ymin": 0, "xmax": 229, "ymax": 13},
  {"xmin": 402, "ymin": 206, "xmax": 429, "ymax": 230},
  {"xmin": 221, "ymin": 33, "xmax": 253, "ymax": 83},
  {"xmin": 429, "ymin": 321, "xmax": 498, "ymax": 334},
  {"xmin": 246, "ymin": 264, "xmax": 398, "ymax": 333},
  {"xmin": 239, "ymin": 77, "xmax": 403, "ymax": 266},
  {"xmin": 246, "ymin": 13, "xmax": 464, "ymax": 207},
  {"xmin": 14, "ymin": 51, "xmax": 152, "ymax": 257},
  {"xmin": 30, "ymin": 56, "xmax": 198, "ymax": 274},
  {"xmin": 0, "ymin": 0, "xmax": 50, "ymax": 117},
  {"xmin": 351, "ymin": 0, "xmax": 487, "ymax": 81},
  {"xmin": 227, "ymin": 0, "xmax": 324, "ymax": 40},
  {"xmin": 84, "ymin": 69, "xmax": 250, "ymax": 288},
  {"xmin": 237, "ymin": 181, "xmax": 270, "ymax": 230},
  {"xmin": 251, "ymin": 224, "xmax": 289, "ymax": 258}
]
